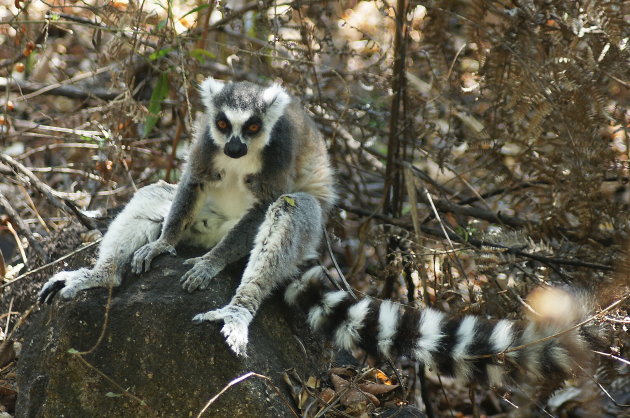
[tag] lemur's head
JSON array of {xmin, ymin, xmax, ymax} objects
[{"xmin": 199, "ymin": 77, "xmax": 291, "ymax": 159}]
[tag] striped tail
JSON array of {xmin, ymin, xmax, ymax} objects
[{"xmin": 284, "ymin": 266, "xmax": 591, "ymax": 387}]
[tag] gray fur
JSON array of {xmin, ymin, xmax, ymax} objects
[{"xmin": 38, "ymin": 78, "xmax": 336, "ymax": 357}]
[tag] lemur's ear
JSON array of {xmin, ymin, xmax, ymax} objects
[
  {"xmin": 199, "ymin": 77, "xmax": 225, "ymax": 108},
  {"xmin": 262, "ymin": 83, "xmax": 291, "ymax": 122}
]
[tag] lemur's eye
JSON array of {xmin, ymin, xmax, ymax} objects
[
  {"xmin": 216, "ymin": 119, "xmax": 229, "ymax": 130},
  {"xmin": 247, "ymin": 124, "xmax": 260, "ymax": 133}
]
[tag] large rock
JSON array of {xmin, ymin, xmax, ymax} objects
[{"xmin": 17, "ymin": 254, "xmax": 325, "ymax": 417}]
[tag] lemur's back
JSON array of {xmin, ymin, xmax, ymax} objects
[{"xmin": 286, "ymin": 105, "xmax": 337, "ymax": 214}]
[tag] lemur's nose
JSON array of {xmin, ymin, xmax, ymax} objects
[{"xmin": 224, "ymin": 136, "xmax": 248, "ymax": 159}]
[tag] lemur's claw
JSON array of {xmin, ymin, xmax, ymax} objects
[
  {"xmin": 38, "ymin": 268, "xmax": 95, "ymax": 304},
  {"xmin": 180, "ymin": 257, "xmax": 221, "ymax": 292},
  {"xmin": 38, "ymin": 279, "xmax": 66, "ymax": 304},
  {"xmin": 192, "ymin": 305, "xmax": 252, "ymax": 357},
  {"xmin": 132, "ymin": 240, "xmax": 176, "ymax": 274}
]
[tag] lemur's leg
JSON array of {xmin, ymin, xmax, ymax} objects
[
  {"xmin": 38, "ymin": 181, "xmax": 176, "ymax": 303},
  {"xmin": 192, "ymin": 192, "xmax": 323, "ymax": 356}
]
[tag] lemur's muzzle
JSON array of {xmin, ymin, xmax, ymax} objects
[{"xmin": 224, "ymin": 136, "xmax": 248, "ymax": 159}]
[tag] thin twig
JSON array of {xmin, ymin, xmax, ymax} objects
[
  {"xmin": 196, "ymin": 372, "xmax": 299, "ymax": 418},
  {"xmin": 19, "ymin": 185, "xmax": 50, "ymax": 234},
  {"xmin": 0, "ymin": 239, "xmax": 101, "ymax": 289},
  {"xmin": 338, "ymin": 204, "xmax": 614, "ymax": 271},
  {"xmin": 323, "ymin": 228, "xmax": 357, "ymax": 300},
  {"xmin": 0, "ymin": 191, "xmax": 47, "ymax": 260},
  {"xmin": 575, "ymin": 363, "xmax": 630, "ymax": 408},
  {"xmin": 592, "ymin": 350, "xmax": 630, "ymax": 367},
  {"xmin": 4, "ymin": 297, "xmax": 13, "ymax": 336},
  {"xmin": 72, "ymin": 354, "xmax": 152, "ymax": 410},
  {"xmin": 0, "ymin": 76, "xmax": 121, "ymax": 101},
  {"xmin": 11, "ymin": 65, "xmax": 115, "ymax": 102},
  {"xmin": 0, "ymin": 153, "xmax": 96, "ymax": 229},
  {"xmin": 422, "ymin": 187, "xmax": 470, "ymax": 284},
  {"xmin": 4, "ymin": 221, "xmax": 27, "ymax": 265},
  {"xmin": 466, "ymin": 293, "xmax": 630, "ymax": 360},
  {"xmin": 76, "ymin": 286, "xmax": 113, "ymax": 356}
]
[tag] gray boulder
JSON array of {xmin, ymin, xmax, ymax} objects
[{"xmin": 17, "ymin": 254, "xmax": 325, "ymax": 417}]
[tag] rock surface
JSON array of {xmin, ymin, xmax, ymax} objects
[{"xmin": 17, "ymin": 254, "xmax": 325, "ymax": 417}]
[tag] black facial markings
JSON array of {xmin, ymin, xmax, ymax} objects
[
  {"xmin": 260, "ymin": 116, "xmax": 293, "ymax": 177},
  {"xmin": 243, "ymin": 114, "xmax": 294, "ymax": 201},
  {"xmin": 243, "ymin": 115, "xmax": 263, "ymax": 137},
  {"xmin": 215, "ymin": 111, "xmax": 231, "ymax": 134}
]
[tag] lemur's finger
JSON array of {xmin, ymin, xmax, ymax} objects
[{"xmin": 38, "ymin": 280, "xmax": 65, "ymax": 304}]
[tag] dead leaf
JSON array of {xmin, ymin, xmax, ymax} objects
[
  {"xmin": 341, "ymin": 389, "xmax": 379, "ymax": 407},
  {"xmin": 363, "ymin": 368, "xmax": 393, "ymax": 385},
  {"xmin": 0, "ymin": 341, "xmax": 15, "ymax": 368},
  {"xmin": 330, "ymin": 367, "xmax": 355, "ymax": 379},
  {"xmin": 0, "ymin": 385, "xmax": 16, "ymax": 412},
  {"xmin": 358, "ymin": 382, "xmax": 399, "ymax": 396},
  {"xmin": 305, "ymin": 375, "xmax": 319, "ymax": 389},
  {"xmin": 319, "ymin": 387, "xmax": 335, "ymax": 404},
  {"xmin": 330, "ymin": 373, "xmax": 349, "ymax": 391},
  {"xmin": 298, "ymin": 388, "xmax": 309, "ymax": 409}
]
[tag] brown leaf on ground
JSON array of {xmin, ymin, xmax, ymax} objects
[
  {"xmin": 0, "ymin": 385, "xmax": 17, "ymax": 412},
  {"xmin": 0, "ymin": 341, "xmax": 15, "ymax": 369}
]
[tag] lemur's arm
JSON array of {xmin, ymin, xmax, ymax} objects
[
  {"xmin": 131, "ymin": 170, "xmax": 208, "ymax": 274},
  {"xmin": 180, "ymin": 170, "xmax": 289, "ymax": 292},
  {"xmin": 160, "ymin": 175, "xmax": 207, "ymax": 243},
  {"xmin": 180, "ymin": 204, "xmax": 267, "ymax": 292}
]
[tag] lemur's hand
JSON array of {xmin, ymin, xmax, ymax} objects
[
  {"xmin": 37, "ymin": 268, "xmax": 92, "ymax": 304},
  {"xmin": 192, "ymin": 305, "xmax": 252, "ymax": 357},
  {"xmin": 131, "ymin": 239, "xmax": 176, "ymax": 274},
  {"xmin": 180, "ymin": 256, "xmax": 223, "ymax": 292}
]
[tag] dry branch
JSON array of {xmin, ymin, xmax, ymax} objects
[
  {"xmin": 0, "ymin": 191, "xmax": 47, "ymax": 261},
  {"xmin": 0, "ymin": 77, "xmax": 121, "ymax": 101},
  {"xmin": 0, "ymin": 154, "xmax": 96, "ymax": 230},
  {"xmin": 339, "ymin": 204, "xmax": 614, "ymax": 272}
]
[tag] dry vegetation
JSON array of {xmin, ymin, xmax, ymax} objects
[{"xmin": 0, "ymin": 0, "xmax": 628, "ymax": 416}]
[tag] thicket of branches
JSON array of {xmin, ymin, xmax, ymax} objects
[{"xmin": 0, "ymin": 0, "xmax": 628, "ymax": 416}]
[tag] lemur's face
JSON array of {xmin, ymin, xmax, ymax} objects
[{"xmin": 199, "ymin": 78, "xmax": 290, "ymax": 159}]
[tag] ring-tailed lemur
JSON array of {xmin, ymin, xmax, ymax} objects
[
  {"xmin": 39, "ymin": 77, "xmax": 337, "ymax": 356},
  {"xmin": 38, "ymin": 78, "xmax": 591, "ymax": 388}
]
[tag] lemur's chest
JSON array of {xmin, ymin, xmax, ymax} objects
[{"xmin": 203, "ymin": 152, "xmax": 262, "ymax": 219}]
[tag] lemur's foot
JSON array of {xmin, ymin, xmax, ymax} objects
[
  {"xmin": 38, "ymin": 268, "xmax": 91, "ymax": 304},
  {"xmin": 192, "ymin": 305, "xmax": 252, "ymax": 357},
  {"xmin": 131, "ymin": 239, "xmax": 176, "ymax": 274},
  {"xmin": 180, "ymin": 256, "xmax": 223, "ymax": 293}
]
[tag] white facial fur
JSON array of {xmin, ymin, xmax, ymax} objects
[
  {"xmin": 199, "ymin": 77, "xmax": 224, "ymax": 108},
  {"xmin": 261, "ymin": 83, "xmax": 291, "ymax": 132},
  {"xmin": 199, "ymin": 77, "xmax": 291, "ymax": 149}
]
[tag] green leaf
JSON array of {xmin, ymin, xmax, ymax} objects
[
  {"xmin": 105, "ymin": 392, "xmax": 123, "ymax": 398},
  {"xmin": 180, "ymin": 4, "xmax": 211, "ymax": 20},
  {"xmin": 80, "ymin": 134, "xmax": 96, "ymax": 143},
  {"xmin": 50, "ymin": 14, "xmax": 60, "ymax": 21},
  {"xmin": 149, "ymin": 47, "xmax": 172, "ymax": 61},
  {"xmin": 68, "ymin": 348, "xmax": 79, "ymax": 354},
  {"xmin": 189, "ymin": 48, "xmax": 216, "ymax": 63},
  {"xmin": 282, "ymin": 196, "xmax": 296, "ymax": 207},
  {"xmin": 143, "ymin": 72, "xmax": 169, "ymax": 137}
]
